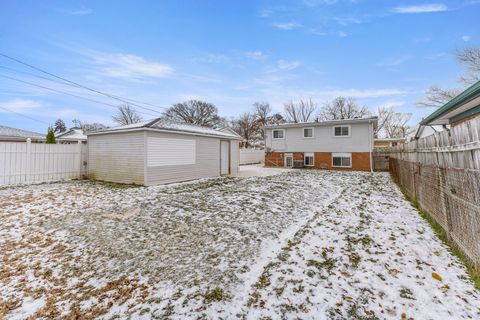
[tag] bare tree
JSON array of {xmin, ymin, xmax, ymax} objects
[
  {"xmin": 253, "ymin": 102, "xmax": 271, "ymax": 139},
  {"xmin": 284, "ymin": 98, "xmax": 317, "ymax": 123},
  {"xmin": 457, "ymin": 47, "xmax": 480, "ymax": 85},
  {"xmin": 162, "ymin": 100, "xmax": 222, "ymax": 127},
  {"xmin": 253, "ymin": 102, "xmax": 271, "ymax": 127},
  {"xmin": 72, "ymin": 119, "xmax": 108, "ymax": 132},
  {"xmin": 417, "ymin": 47, "xmax": 480, "ymax": 108},
  {"xmin": 112, "ymin": 104, "xmax": 143, "ymax": 125},
  {"xmin": 416, "ymin": 86, "xmax": 462, "ymax": 108},
  {"xmin": 231, "ymin": 112, "xmax": 259, "ymax": 148},
  {"xmin": 318, "ymin": 97, "xmax": 370, "ymax": 121},
  {"xmin": 379, "ymin": 109, "xmax": 412, "ymax": 138}
]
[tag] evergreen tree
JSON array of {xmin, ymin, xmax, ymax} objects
[{"xmin": 46, "ymin": 127, "xmax": 56, "ymax": 144}]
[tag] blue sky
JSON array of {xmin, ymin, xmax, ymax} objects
[{"xmin": 0, "ymin": 0, "xmax": 479, "ymax": 134}]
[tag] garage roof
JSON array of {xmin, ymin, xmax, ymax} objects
[{"xmin": 88, "ymin": 118, "xmax": 241, "ymax": 140}]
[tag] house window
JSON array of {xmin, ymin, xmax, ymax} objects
[
  {"xmin": 332, "ymin": 153, "xmax": 351, "ymax": 168},
  {"xmin": 304, "ymin": 153, "xmax": 314, "ymax": 166},
  {"xmin": 333, "ymin": 125, "xmax": 350, "ymax": 137},
  {"xmin": 272, "ymin": 129, "xmax": 284, "ymax": 139},
  {"xmin": 303, "ymin": 127, "xmax": 314, "ymax": 138}
]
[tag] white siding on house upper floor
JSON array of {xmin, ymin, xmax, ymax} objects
[
  {"xmin": 88, "ymin": 131, "xmax": 145, "ymax": 184},
  {"xmin": 145, "ymin": 131, "xmax": 221, "ymax": 186},
  {"xmin": 265, "ymin": 122, "xmax": 373, "ymax": 153}
]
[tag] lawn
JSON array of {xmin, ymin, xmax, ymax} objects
[{"xmin": 0, "ymin": 169, "xmax": 479, "ymax": 319}]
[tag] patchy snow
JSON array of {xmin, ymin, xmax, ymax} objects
[
  {"xmin": 0, "ymin": 171, "xmax": 479, "ymax": 319},
  {"xmin": 236, "ymin": 164, "xmax": 293, "ymax": 177}
]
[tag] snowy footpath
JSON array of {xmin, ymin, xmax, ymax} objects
[{"xmin": 0, "ymin": 170, "xmax": 479, "ymax": 319}]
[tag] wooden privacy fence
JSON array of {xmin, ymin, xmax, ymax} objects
[
  {"xmin": 240, "ymin": 148, "xmax": 264, "ymax": 165},
  {"xmin": 0, "ymin": 140, "xmax": 88, "ymax": 186},
  {"xmin": 389, "ymin": 118, "xmax": 480, "ymax": 269},
  {"xmin": 373, "ymin": 148, "xmax": 391, "ymax": 171}
]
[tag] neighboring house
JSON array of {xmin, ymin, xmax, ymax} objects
[
  {"xmin": 413, "ymin": 80, "xmax": 480, "ymax": 140},
  {"xmin": 56, "ymin": 128, "xmax": 87, "ymax": 144},
  {"xmin": 264, "ymin": 117, "xmax": 377, "ymax": 171},
  {"xmin": 420, "ymin": 80, "xmax": 480, "ymax": 128},
  {"xmin": 87, "ymin": 119, "xmax": 241, "ymax": 186},
  {"xmin": 413, "ymin": 124, "xmax": 446, "ymax": 140},
  {"xmin": 374, "ymin": 137, "xmax": 406, "ymax": 148},
  {"xmin": 0, "ymin": 124, "xmax": 45, "ymax": 142}
]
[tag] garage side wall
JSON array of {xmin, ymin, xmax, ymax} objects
[
  {"xmin": 88, "ymin": 132, "xmax": 145, "ymax": 184},
  {"xmin": 145, "ymin": 131, "xmax": 220, "ymax": 186}
]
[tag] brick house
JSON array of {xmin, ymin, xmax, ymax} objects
[{"xmin": 264, "ymin": 117, "xmax": 377, "ymax": 171}]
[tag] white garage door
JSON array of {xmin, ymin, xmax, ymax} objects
[{"xmin": 220, "ymin": 141, "xmax": 229, "ymax": 175}]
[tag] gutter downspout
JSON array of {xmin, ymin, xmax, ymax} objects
[{"xmin": 369, "ymin": 120, "xmax": 373, "ymax": 173}]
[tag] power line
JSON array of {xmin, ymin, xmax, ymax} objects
[
  {"xmin": 0, "ymin": 74, "xmax": 159, "ymax": 118},
  {"xmin": 0, "ymin": 105, "xmax": 50, "ymax": 125},
  {"xmin": 0, "ymin": 52, "xmax": 168, "ymax": 114},
  {"xmin": 0, "ymin": 64, "xmax": 165, "ymax": 110}
]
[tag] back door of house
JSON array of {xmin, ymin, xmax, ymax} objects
[
  {"xmin": 285, "ymin": 154, "xmax": 293, "ymax": 168},
  {"xmin": 220, "ymin": 141, "xmax": 230, "ymax": 175}
]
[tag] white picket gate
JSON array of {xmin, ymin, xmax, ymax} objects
[{"xmin": 0, "ymin": 140, "xmax": 87, "ymax": 186}]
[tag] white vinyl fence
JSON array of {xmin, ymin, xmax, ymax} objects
[
  {"xmin": 0, "ymin": 140, "xmax": 87, "ymax": 186},
  {"xmin": 239, "ymin": 149, "xmax": 264, "ymax": 165}
]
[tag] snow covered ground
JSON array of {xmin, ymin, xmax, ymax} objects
[{"xmin": 0, "ymin": 170, "xmax": 479, "ymax": 319}]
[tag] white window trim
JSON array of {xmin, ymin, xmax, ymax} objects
[
  {"xmin": 332, "ymin": 125, "xmax": 351, "ymax": 138},
  {"xmin": 332, "ymin": 152, "xmax": 352, "ymax": 168},
  {"xmin": 272, "ymin": 129, "xmax": 285, "ymax": 140},
  {"xmin": 304, "ymin": 153, "xmax": 314, "ymax": 167},
  {"xmin": 302, "ymin": 127, "xmax": 314, "ymax": 139}
]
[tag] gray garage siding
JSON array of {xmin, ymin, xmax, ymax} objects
[
  {"xmin": 144, "ymin": 131, "xmax": 221, "ymax": 186},
  {"xmin": 88, "ymin": 131, "xmax": 145, "ymax": 185}
]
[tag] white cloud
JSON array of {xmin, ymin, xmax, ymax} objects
[
  {"xmin": 377, "ymin": 55, "xmax": 411, "ymax": 67},
  {"xmin": 262, "ymin": 59, "xmax": 301, "ymax": 76},
  {"xmin": 197, "ymin": 53, "xmax": 228, "ymax": 64},
  {"xmin": 392, "ymin": 3, "xmax": 448, "ymax": 13},
  {"xmin": 70, "ymin": 8, "xmax": 92, "ymax": 15},
  {"xmin": 272, "ymin": 22, "xmax": 302, "ymax": 30},
  {"xmin": 246, "ymin": 51, "xmax": 267, "ymax": 60},
  {"xmin": 462, "ymin": 35, "xmax": 472, "ymax": 42},
  {"xmin": 91, "ymin": 53, "xmax": 174, "ymax": 79},
  {"xmin": 259, "ymin": 9, "xmax": 273, "ymax": 18},
  {"xmin": 334, "ymin": 16, "xmax": 364, "ymax": 26},
  {"xmin": 303, "ymin": 0, "xmax": 338, "ymax": 7},
  {"xmin": 313, "ymin": 88, "xmax": 408, "ymax": 99},
  {"xmin": 337, "ymin": 31, "xmax": 348, "ymax": 37},
  {"xmin": 0, "ymin": 99, "xmax": 45, "ymax": 113},
  {"xmin": 309, "ymin": 28, "xmax": 327, "ymax": 36},
  {"xmin": 426, "ymin": 52, "xmax": 447, "ymax": 60},
  {"xmin": 58, "ymin": 7, "xmax": 93, "ymax": 15},
  {"xmin": 277, "ymin": 60, "xmax": 301, "ymax": 71}
]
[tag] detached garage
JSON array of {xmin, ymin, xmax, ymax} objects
[{"xmin": 87, "ymin": 119, "xmax": 240, "ymax": 186}]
